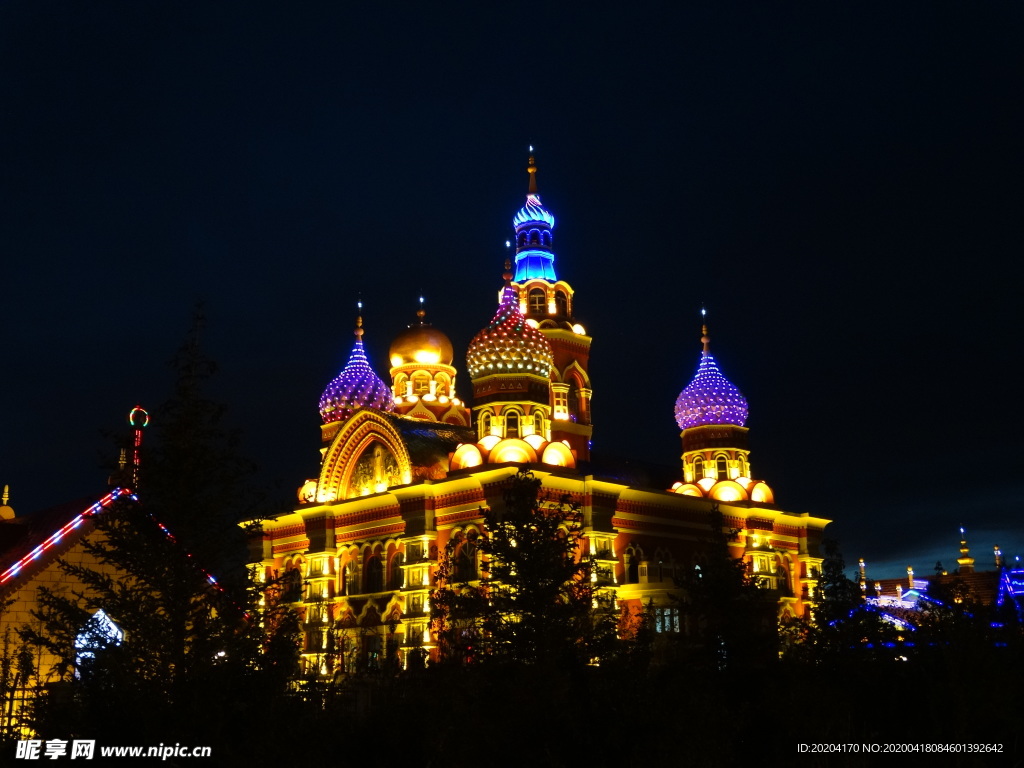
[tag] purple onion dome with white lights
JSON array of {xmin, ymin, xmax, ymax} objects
[
  {"xmin": 674, "ymin": 326, "xmax": 749, "ymax": 430},
  {"xmin": 466, "ymin": 281, "xmax": 553, "ymax": 380},
  {"xmin": 319, "ymin": 316, "xmax": 395, "ymax": 424}
]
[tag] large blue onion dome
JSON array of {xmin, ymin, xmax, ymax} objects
[
  {"xmin": 467, "ymin": 277, "xmax": 553, "ymax": 380},
  {"xmin": 674, "ymin": 326, "xmax": 749, "ymax": 430},
  {"xmin": 319, "ymin": 316, "xmax": 395, "ymax": 424}
]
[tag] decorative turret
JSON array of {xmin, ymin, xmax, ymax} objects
[
  {"xmin": 389, "ymin": 298, "xmax": 470, "ymax": 425},
  {"xmin": 319, "ymin": 307, "xmax": 394, "ymax": 426},
  {"xmin": 508, "ymin": 151, "xmax": 593, "ymax": 460},
  {"xmin": 957, "ymin": 527, "xmax": 975, "ymax": 573},
  {"xmin": 670, "ymin": 313, "xmax": 773, "ymax": 504},
  {"xmin": 674, "ymin": 319, "xmax": 749, "ymax": 430},
  {"xmin": 0, "ymin": 485, "xmax": 14, "ymax": 521},
  {"xmin": 512, "ymin": 152, "xmax": 557, "ymax": 282},
  {"xmin": 450, "ymin": 263, "xmax": 574, "ymax": 469},
  {"xmin": 467, "ymin": 266, "xmax": 553, "ymax": 390}
]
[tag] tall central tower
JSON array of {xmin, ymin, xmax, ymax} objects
[{"xmin": 510, "ymin": 153, "xmax": 593, "ymax": 461}]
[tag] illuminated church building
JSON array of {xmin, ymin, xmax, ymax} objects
[{"xmin": 250, "ymin": 157, "xmax": 829, "ymax": 674}]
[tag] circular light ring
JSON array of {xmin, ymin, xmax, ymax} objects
[{"xmin": 128, "ymin": 406, "xmax": 150, "ymax": 428}]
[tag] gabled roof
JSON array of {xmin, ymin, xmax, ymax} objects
[{"xmin": 0, "ymin": 488, "xmax": 134, "ymax": 599}]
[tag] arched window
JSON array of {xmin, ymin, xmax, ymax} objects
[
  {"xmin": 517, "ymin": 233, "xmax": 527, "ymax": 247},
  {"xmin": 693, "ymin": 457, "xmax": 704, "ymax": 480},
  {"xmin": 390, "ymin": 552, "xmax": 404, "ymax": 590},
  {"xmin": 568, "ymin": 380, "xmax": 580, "ymax": 422},
  {"xmin": 624, "ymin": 546, "xmax": 641, "ymax": 584},
  {"xmin": 528, "ymin": 288, "xmax": 546, "ymax": 315},
  {"xmin": 455, "ymin": 535, "xmax": 478, "ymax": 582},
  {"xmin": 344, "ymin": 560, "xmax": 359, "ymax": 596},
  {"xmin": 434, "ymin": 373, "xmax": 450, "ymax": 397},
  {"xmin": 541, "ymin": 231, "xmax": 551, "ymax": 246},
  {"xmin": 506, "ymin": 411, "xmax": 520, "ymax": 438},
  {"xmin": 480, "ymin": 412, "xmax": 492, "ymax": 439},
  {"xmin": 716, "ymin": 455, "xmax": 729, "ymax": 480},
  {"xmin": 534, "ymin": 412, "xmax": 544, "ymax": 434},
  {"xmin": 554, "ymin": 290, "xmax": 568, "ymax": 316},
  {"xmin": 283, "ymin": 565, "xmax": 302, "ymax": 602},
  {"xmin": 365, "ymin": 555, "xmax": 384, "ymax": 593},
  {"xmin": 529, "ymin": 228, "xmax": 540, "ymax": 245},
  {"xmin": 738, "ymin": 455, "xmax": 748, "ymax": 478}
]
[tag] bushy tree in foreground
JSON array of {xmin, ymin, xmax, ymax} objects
[
  {"xmin": 19, "ymin": 309, "xmax": 299, "ymax": 754},
  {"xmin": 672, "ymin": 505, "xmax": 778, "ymax": 670},
  {"xmin": 431, "ymin": 468, "xmax": 617, "ymax": 668},
  {"xmin": 22, "ymin": 500, "xmax": 297, "ymax": 747}
]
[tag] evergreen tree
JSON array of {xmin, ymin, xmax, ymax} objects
[
  {"xmin": 22, "ymin": 501, "xmax": 290, "ymax": 746},
  {"xmin": 816, "ymin": 538, "xmax": 863, "ymax": 625},
  {"xmin": 142, "ymin": 305, "xmax": 260, "ymax": 583},
  {"xmin": 673, "ymin": 504, "xmax": 777, "ymax": 670},
  {"xmin": 19, "ymin": 310, "xmax": 299, "ymax": 755},
  {"xmin": 431, "ymin": 468, "xmax": 616, "ymax": 668}
]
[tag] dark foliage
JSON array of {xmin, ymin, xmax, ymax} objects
[
  {"xmin": 672, "ymin": 505, "xmax": 778, "ymax": 670},
  {"xmin": 17, "ymin": 312, "xmax": 299, "ymax": 757},
  {"xmin": 431, "ymin": 468, "xmax": 617, "ymax": 668}
]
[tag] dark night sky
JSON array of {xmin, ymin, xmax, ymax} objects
[{"xmin": 1, "ymin": 2, "xmax": 1021, "ymax": 579}]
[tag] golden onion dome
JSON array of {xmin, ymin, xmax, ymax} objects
[
  {"xmin": 467, "ymin": 285, "xmax": 553, "ymax": 379},
  {"xmin": 389, "ymin": 312, "xmax": 455, "ymax": 367}
]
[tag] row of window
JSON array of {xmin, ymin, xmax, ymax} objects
[
  {"xmin": 517, "ymin": 229, "xmax": 552, "ymax": 248},
  {"xmin": 691, "ymin": 454, "xmax": 747, "ymax": 480},
  {"xmin": 527, "ymin": 287, "xmax": 569, "ymax": 316},
  {"xmin": 478, "ymin": 410, "xmax": 545, "ymax": 439},
  {"xmin": 393, "ymin": 371, "xmax": 452, "ymax": 396}
]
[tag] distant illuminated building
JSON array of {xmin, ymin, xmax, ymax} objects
[
  {"xmin": 248, "ymin": 155, "xmax": 830, "ymax": 677},
  {"xmin": 864, "ymin": 531, "xmax": 1023, "ymax": 617}
]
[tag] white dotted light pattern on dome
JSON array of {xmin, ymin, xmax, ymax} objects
[
  {"xmin": 467, "ymin": 287, "xmax": 553, "ymax": 379},
  {"xmin": 319, "ymin": 335, "xmax": 395, "ymax": 424},
  {"xmin": 674, "ymin": 350, "xmax": 749, "ymax": 429}
]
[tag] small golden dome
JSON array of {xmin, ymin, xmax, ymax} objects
[{"xmin": 390, "ymin": 321, "xmax": 454, "ymax": 368}]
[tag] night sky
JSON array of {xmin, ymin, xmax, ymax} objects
[{"xmin": 2, "ymin": 3, "xmax": 1021, "ymax": 580}]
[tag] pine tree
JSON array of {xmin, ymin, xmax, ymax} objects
[
  {"xmin": 19, "ymin": 309, "xmax": 299, "ymax": 754},
  {"xmin": 142, "ymin": 305, "xmax": 260, "ymax": 583},
  {"xmin": 431, "ymin": 468, "xmax": 616, "ymax": 668},
  {"xmin": 673, "ymin": 504, "xmax": 777, "ymax": 671}
]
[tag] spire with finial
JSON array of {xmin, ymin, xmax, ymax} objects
[
  {"xmin": 319, "ymin": 302, "xmax": 394, "ymax": 423},
  {"xmin": 675, "ymin": 310, "xmax": 749, "ymax": 430},
  {"xmin": 128, "ymin": 405, "xmax": 149, "ymax": 492},
  {"xmin": 0, "ymin": 485, "xmax": 13, "ymax": 521},
  {"xmin": 512, "ymin": 148, "xmax": 557, "ymax": 281},
  {"xmin": 957, "ymin": 527, "xmax": 976, "ymax": 573}
]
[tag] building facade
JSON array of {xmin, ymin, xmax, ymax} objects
[{"xmin": 248, "ymin": 157, "xmax": 829, "ymax": 677}]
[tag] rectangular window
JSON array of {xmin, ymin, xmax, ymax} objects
[{"xmin": 655, "ymin": 607, "xmax": 680, "ymax": 633}]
